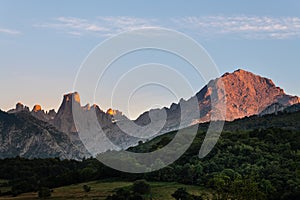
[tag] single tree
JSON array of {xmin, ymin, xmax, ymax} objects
[
  {"xmin": 132, "ymin": 180, "xmax": 151, "ymax": 195},
  {"xmin": 83, "ymin": 184, "xmax": 91, "ymax": 192},
  {"xmin": 38, "ymin": 187, "xmax": 51, "ymax": 198},
  {"xmin": 172, "ymin": 188, "xmax": 189, "ymax": 200}
]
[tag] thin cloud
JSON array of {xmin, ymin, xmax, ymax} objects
[
  {"xmin": 35, "ymin": 15, "xmax": 300, "ymax": 39},
  {"xmin": 0, "ymin": 28, "xmax": 21, "ymax": 35},
  {"xmin": 35, "ymin": 16, "xmax": 159, "ymax": 37},
  {"xmin": 172, "ymin": 15, "xmax": 300, "ymax": 39},
  {"xmin": 67, "ymin": 31, "xmax": 82, "ymax": 36}
]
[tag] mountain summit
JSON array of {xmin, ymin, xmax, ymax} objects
[
  {"xmin": 41, "ymin": 69, "xmax": 300, "ymax": 137},
  {"xmin": 136, "ymin": 69, "xmax": 300, "ymax": 130},
  {"xmin": 195, "ymin": 69, "xmax": 300, "ymax": 121},
  {"xmin": 53, "ymin": 92, "xmax": 81, "ymax": 134},
  {"xmin": 2, "ymin": 69, "xmax": 300, "ymax": 159}
]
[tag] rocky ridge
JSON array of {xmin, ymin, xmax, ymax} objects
[{"xmin": 3, "ymin": 69, "xmax": 300, "ymax": 159}]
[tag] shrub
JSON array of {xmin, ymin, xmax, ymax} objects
[
  {"xmin": 132, "ymin": 180, "xmax": 151, "ymax": 195},
  {"xmin": 38, "ymin": 187, "xmax": 51, "ymax": 198},
  {"xmin": 83, "ymin": 184, "xmax": 91, "ymax": 192},
  {"xmin": 172, "ymin": 188, "xmax": 203, "ymax": 200}
]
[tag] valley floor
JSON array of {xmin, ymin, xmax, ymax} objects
[{"xmin": 0, "ymin": 181, "xmax": 208, "ymax": 200}]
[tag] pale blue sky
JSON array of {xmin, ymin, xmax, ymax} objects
[{"xmin": 1, "ymin": 0, "xmax": 300, "ymax": 118}]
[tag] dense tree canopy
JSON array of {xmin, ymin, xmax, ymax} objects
[{"xmin": 0, "ymin": 113, "xmax": 299, "ymax": 200}]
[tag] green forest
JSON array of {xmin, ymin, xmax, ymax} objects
[{"xmin": 0, "ymin": 112, "xmax": 299, "ymax": 199}]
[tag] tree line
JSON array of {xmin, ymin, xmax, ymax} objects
[{"xmin": 0, "ymin": 127, "xmax": 299, "ymax": 199}]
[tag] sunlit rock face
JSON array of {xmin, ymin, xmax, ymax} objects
[
  {"xmin": 135, "ymin": 69, "xmax": 300, "ymax": 130},
  {"xmin": 31, "ymin": 104, "xmax": 50, "ymax": 122},
  {"xmin": 106, "ymin": 108, "xmax": 115, "ymax": 116},
  {"xmin": 8, "ymin": 103, "xmax": 56, "ymax": 123},
  {"xmin": 220, "ymin": 69, "xmax": 299, "ymax": 120},
  {"xmin": 3, "ymin": 69, "xmax": 300, "ymax": 159},
  {"xmin": 193, "ymin": 69, "xmax": 300, "ymax": 122},
  {"xmin": 32, "ymin": 104, "xmax": 42, "ymax": 112}
]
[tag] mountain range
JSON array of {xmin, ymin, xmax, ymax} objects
[{"xmin": 1, "ymin": 69, "xmax": 299, "ymax": 159}]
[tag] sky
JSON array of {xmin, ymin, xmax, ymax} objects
[{"xmin": 1, "ymin": 0, "xmax": 300, "ymax": 119}]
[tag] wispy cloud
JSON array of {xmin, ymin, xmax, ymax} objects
[
  {"xmin": 35, "ymin": 15, "xmax": 300, "ymax": 39},
  {"xmin": 172, "ymin": 15, "xmax": 300, "ymax": 39},
  {"xmin": 0, "ymin": 28, "xmax": 21, "ymax": 35},
  {"xmin": 35, "ymin": 16, "xmax": 158, "ymax": 37}
]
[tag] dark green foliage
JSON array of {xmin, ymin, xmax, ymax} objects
[
  {"xmin": 0, "ymin": 157, "xmax": 119, "ymax": 195},
  {"xmin": 38, "ymin": 187, "xmax": 51, "ymax": 198},
  {"xmin": 107, "ymin": 188, "xmax": 131, "ymax": 200},
  {"xmin": 132, "ymin": 180, "xmax": 151, "ymax": 195},
  {"xmin": 131, "ymin": 124, "xmax": 300, "ymax": 199},
  {"xmin": 83, "ymin": 184, "xmax": 91, "ymax": 192},
  {"xmin": 0, "ymin": 111, "xmax": 300, "ymax": 199},
  {"xmin": 106, "ymin": 181, "xmax": 151, "ymax": 200},
  {"xmin": 208, "ymin": 172, "xmax": 266, "ymax": 199},
  {"xmin": 172, "ymin": 188, "xmax": 203, "ymax": 200},
  {"xmin": 172, "ymin": 188, "xmax": 189, "ymax": 200}
]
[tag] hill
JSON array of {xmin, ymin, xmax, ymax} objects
[
  {"xmin": 0, "ymin": 110, "xmax": 90, "ymax": 159},
  {"xmin": 2, "ymin": 69, "xmax": 300, "ymax": 159},
  {"xmin": 0, "ymin": 109, "xmax": 299, "ymax": 199}
]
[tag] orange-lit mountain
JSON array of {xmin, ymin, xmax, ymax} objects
[
  {"xmin": 10, "ymin": 69, "xmax": 299, "ymax": 131},
  {"xmin": 8, "ymin": 103, "xmax": 56, "ymax": 122},
  {"xmin": 53, "ymin": 92, "xmax": 125, "ymax": 135},
  {"xmin": 196, "ymin": 69, "xmax": 300, "ymax": 121},
  {"xmin": 2, "ymin": 69, "xmax": 300, "ymax": 159},
  {"xmin": 134, "ymin": 69, "xmax": 300, "ymax": 132}
]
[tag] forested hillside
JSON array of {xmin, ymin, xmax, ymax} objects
[{"xmin": 0, "ymin": 111, "xmax": 299, "ymax": 199}]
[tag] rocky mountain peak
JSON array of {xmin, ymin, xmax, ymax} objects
[
  {"xmin": 225, "ymin": 69, "xmax": 276, "ymax": 88},
  {"xmin": 106, "ymin": 108, "xmax": 122, "ymax": 116},
  {"xmin": 63, "ymin": 92, "xmax": 81, "ymax": 104},
  {"xmin": 54, "ymin": 92, "xmax": 81, "ymax": 133},
  {"xmin": 16, "ymin": 102, "xmax": 24, "ymax": 110},
  {"xmin": 32, "ymin": 104, "xmax": 42, "ymax": 112},
  {"xmin": 47, "ymin": 109, "xmax": 56, "ymax": 118},
  {"xmin": 2, "ymin": 69, "xmax": 300, "ymax": 159},
  {"xmin": 195, "ymin": 69, "xmax": 300, "ymax": 121},
  {"xmin": 8, "ymin": 102, "xmax": 30, "ymax": 113},
  {"xmin": 0, "ymin": 110, "xmax": 90, "ymax": 160},
  {"xmin": 83, "ymin": 104, "xmax": 91, "ymax": 111}
]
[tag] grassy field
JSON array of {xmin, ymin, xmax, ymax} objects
[
  {"xmin": 0, "ymin": 181, "xmax": 209, "ymax": 200},
  {"xmin": 0, "ymin": 180, "xmax": 10, "ymax": 195}
]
